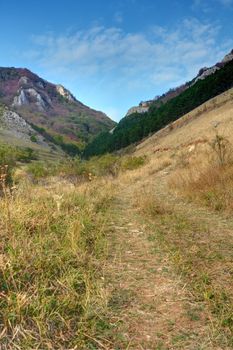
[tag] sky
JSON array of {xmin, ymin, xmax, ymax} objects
[{"xmin": 0, "ymin": 0, "xmax": 233, "ymax": 121}]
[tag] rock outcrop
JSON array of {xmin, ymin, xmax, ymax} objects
[
  {"xmin": 56, "ymin": 85, "xmax": 76, "ymax": 103},
  {"xmin": 126, "ymin": 105, "xmax": 149, "ymax": 116},
  {"xmin": 0, "ymin": 107, "xmax": 46, "ymax": 145}
]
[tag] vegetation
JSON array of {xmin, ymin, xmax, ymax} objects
[
  {"xmin": 171, "ymin": 134, "xmax": 233, "ymax": 213},
  {"xmin": 1, "ymin": 54, "xmax": 233, "ymax": 349},
  {"xmin": 30, "ymin": 123, "xmax": 81, "ymax": 156},
  {"xmin": 30, "ymin": 135, "xmax": 37, "ymax": 143},
  {"xmin": 0, "ymin": 143, "xmax": 38, "ymax": 187},
  {"xmin": 0, "ymin": 176, "xmax": 115, "ymax": 349},
  {"xmin": 26, "ymin": 154, "xmax": 147, "ymax": 181},
  {"xmin": 1, "ymin": 130, "xmax": 233, "ymax": 347},
  {"xmin": 0, "ymin": 67, "xmax": 116, "ymax": 149},
  {"xmin": 84, "ymin": 59, "xmax": 233, "ymax": 157},
  {"xmin": 0, "ymin": 148, "xmax": 148, "ymax": 348},
  {"xmin": 130, "ymin": 139, "xmax": 233, "ymax": 346}
]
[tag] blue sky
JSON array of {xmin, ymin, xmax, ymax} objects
[{"xmin": 0, "ymin": 0, "xmax": 233, "ymax": 121}]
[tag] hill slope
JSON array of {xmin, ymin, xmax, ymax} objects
[
  {"xmin": 135, "ymin": 87, "xmax": 233, "ymax": 157},
  {"xmin": 126, "ymin": 49, "xmax": 233, "ymax": 116},
  {"xmin": 0, "ymin": 102, "xmax": 64, "ymax": 160},
  {"xmin": 0, "ymin": 68, "xmax": 115, "ymax": 148},
  {"xmin": 84, "ymin": 50, "xmax": 233, "ymax": 157}
]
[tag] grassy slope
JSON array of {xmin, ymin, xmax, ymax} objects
[
  {"xmin": 135, "ymin": 87, "xmax": 233, "ymax": 156},
  {"xmin": 0, "ymin": 130, "xmax": 64, "ymax": 161}
]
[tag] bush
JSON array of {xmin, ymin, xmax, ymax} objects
[
  {"xmin": 25, "ymin": 155, "xmax": 147, "ymax": 182},
  {"xmin": 210, "ymin": 133, "xmax": 232, "ymax": 166},
  {"xmin": 27, "ymin": 162, "xmax": 50, "ymax": 179},
  {"xmin": 30, "ymin": 135, "xmax": 37, "ymax": 143},
  {"xmin": 120, "ymin": 156, "xmax": 146, "ymax": 170},
  {"xmin": 0, "ymin": 144, "xmax": 17, "ymax": 187}
]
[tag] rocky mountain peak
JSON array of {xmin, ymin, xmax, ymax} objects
[{"xmin": 0, "ymin": 67, "xmax": 115, "ymax": 145}]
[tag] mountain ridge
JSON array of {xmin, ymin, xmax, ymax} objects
[
  {"xmin": 84, "ymin": 49, "xmax": 233, "ymax": 158},
  {"xmin": 0, "ymin": 67, "xmax": 115, "ymax": 151},
  {"xmin": 126, "ymin": 49, "xmax": 233, "ymax": 117}
]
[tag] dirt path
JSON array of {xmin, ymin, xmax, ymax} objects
[{"xmin": 103, "ymin": 181, "xmax": 217, "ymax": 350}]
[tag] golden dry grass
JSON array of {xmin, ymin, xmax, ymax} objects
[
  {"xmin": 0, "ymin": 177, "xmax": 116, "ymax": 349},
  {"xmin": 135, "ymin": 88, "xmax": 233, "ymax": 157}
]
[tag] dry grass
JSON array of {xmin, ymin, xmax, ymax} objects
[
  {"xmin": 170, "ymin": 133, "xmax": 233, "ymax": 213},
  {"xmin": 0, "ymin": 177, "xmax": 116, "ymax": 349},
  {"xmin": 171, "ymin": 163, "xmax": 233, "ymax": 212},
  {"xmin": 114, "ymin": 91, "xmax": 233, "ymax": 347},
  {"xmin": 133, "ymin": 188, "xmax": 233, "ymax": 347},
  {"xmin": 135, "ymin": 88, "xmax": 233, "ymax": 157}
]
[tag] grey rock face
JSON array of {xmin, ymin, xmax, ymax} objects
[
  {"xmin": 12, "ymin": 88, "xmax": 51, "ymax": 112},
  {"xmin": 126, "ymin": 105, "xmax": 149, "ymax": 116},
  {"xmin": 222, "ymin": 52, "xmax": 233, "ymax": 64},
  {"xmin": 194, "ymin": 66, "xmax": 220, "ymax": 83},
  {"xmin": 27, "ymin": 88, "xmax": 51, "ymax": 111},
  {"xmin": 0, "ymin": 109, "xmax": 47, "ymax": 145},
  {"xmin": 18, "ymin": 76, "xmax": 30, "ymax": 86},
  {"xmin": 12, "ymin": 89, "xmax": 28, "ymax": 107},
  {"xmin": 2, "ymin": 110, "xmax": 33, "ymax": 134}
]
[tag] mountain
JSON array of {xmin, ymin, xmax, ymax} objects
[
  {"xmin": 126, "ymin": 49, "xmax": 233, "ymax": 117},
  {"xmin": 0, "ymin": 102, "xmax": 65, "ymax": 160},
  {"xmin": 84, "ymin": 49, "xmax": 233, "ymax": 158},
  {"xmin": 0, "ymin": 68, "xmax": 115, "ymax": 152}
]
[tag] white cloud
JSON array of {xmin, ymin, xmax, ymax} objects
[
  {"xmin": 24, "ymin": 17, "xmax": 232, "ymax": 119},
  {"xmin": 31, "ymin": 19, "xmax": 229, "ymax": 82}
]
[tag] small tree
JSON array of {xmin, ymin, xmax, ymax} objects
[{"xmin": 210, "ymin": 133, "xmax": 231, "ymax": 166}]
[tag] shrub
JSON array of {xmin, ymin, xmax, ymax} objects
[
  {"xmin": 30, "ymin": 135, "xmax": 37, "ymax": 143},
  {"xmin": 210, "ymin": 133, "xmax": 232, "ymax": 166},
  {"xmin": 27, "ymin": 162, "xmax": 50, "ymax": 179},
  {"xmin": 0, "ymin": 144, "xmax": 17, "ymax": 187},
  {"xmin": 171, "ymin": 135, "xmax": 233, "ymax": 212},
  {"xmin": 120, "ymin": 156, "xmax": 146, "ymax": 171},
  {"xmin": 25, "ymin": 154, "xmax": 147, "ymax": 183}
]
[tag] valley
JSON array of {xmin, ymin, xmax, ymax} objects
[{"xmin": 0, "ymin": 43, "xmax": 233, "ymax": 349}]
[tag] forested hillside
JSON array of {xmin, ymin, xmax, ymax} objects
[{"xmin": 84, "ymin": 59, "xmax": 233, "ymax": 157}]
